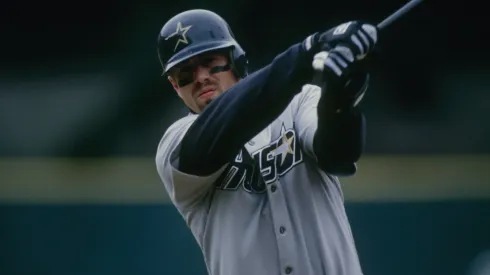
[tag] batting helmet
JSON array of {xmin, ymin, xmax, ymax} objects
[{"xmin": 157, "ymin": 9, "xmax": 248, "ymax": 78}]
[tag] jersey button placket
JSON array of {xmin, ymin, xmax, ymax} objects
[
  {"xmin": 270, "ymin": 184, "xmax": 277, "ymax": 192},
  {"xmin": 268, "ymin": 180, "xmax": 296, "ymax": 275}
]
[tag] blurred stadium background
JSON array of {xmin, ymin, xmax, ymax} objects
[{"xmin": 1, "ymin": 0, "xmax": 490, "ymax": 274}]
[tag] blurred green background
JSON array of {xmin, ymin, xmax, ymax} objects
[{"xmin": 1, "ymin": 0, "xmax": 490, "ymax": 274}]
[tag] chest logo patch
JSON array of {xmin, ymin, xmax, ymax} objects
[{"xmin": 215, "ymin": 124, "xmax": 304, "ymax": 193}]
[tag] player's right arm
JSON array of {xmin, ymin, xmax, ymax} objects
[{"xmin": 178, "ymin": 42, "xmax": 318, "ymax": 177}]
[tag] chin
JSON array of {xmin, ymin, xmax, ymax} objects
[
  {"xmin": 197, "ymin": 92, "xmax": 219, "ymax": 109},
  {"xmin": 203, "ymin": 98, "xmax": 213, "ymax": 106},
  {"xmin": 195, "ymin": 99, "xmax": 211, "ymax": 112}
]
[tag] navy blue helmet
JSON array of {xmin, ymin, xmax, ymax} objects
[{"xmin": 157, "ymin": 9, "xmax": 248, "ymax": 78}]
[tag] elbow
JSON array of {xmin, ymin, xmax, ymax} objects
[
  {"xmin": 314, "ymin": 141, "xmax": 361, "ymax": 176},
  {"xmin": 313, "ymin": 111, "xmax": 365, "ymax": 177},
  {"xmin": 317, "ymin": 159, "xmax": 358, "ymax": 177}
]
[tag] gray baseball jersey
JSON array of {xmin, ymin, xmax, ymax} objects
[{"xmin": 155, "ymin": 84, "xmax": 363, "ymax": 275}]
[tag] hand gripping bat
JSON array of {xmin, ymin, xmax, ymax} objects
[{"xmin": 312, "ymin": 0, "xmax": 425, "ymax": 92}]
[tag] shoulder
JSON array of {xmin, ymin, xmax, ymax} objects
[
  {"xmin": 159, "ymin": 114, "xmax": 197, "ymax": 147},
  {"xmin": 299, "ymin": 84, "xmax": 321, "ymax": 98},
  {"xmin": 164, "ymin": 114, "xmax": 198, "ymax": 140},
  {"xmin": 288, "ymin": 84, "xmax": 322, "ymax": 113},
  {"xmin": 154, "ymin": 114, "xmax": 227, "ymax": 210},
  {"xmin": 155, "ymin": 114, "xmax": 198, "ymax": 166},
  {"xmin": 294, "ymin": 84, "xmax": 321, "ymax": 103}
]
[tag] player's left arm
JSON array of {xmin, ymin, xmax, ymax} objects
[
  {"xmin": 294, "ymin": 21, "xmax": 377, "ymax": 176},
  {"xmin": 293, "ymin": 82, "xmax": 366, "ymax": 177}
]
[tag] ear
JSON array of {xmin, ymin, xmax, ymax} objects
[{"xmin": 167, "ymin": 76, "xmax": 183, "ymax": 98}]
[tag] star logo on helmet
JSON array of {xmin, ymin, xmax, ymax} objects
[{"xmin": 165, "ymin": 22, "xmax": 192, "ymax": 52}]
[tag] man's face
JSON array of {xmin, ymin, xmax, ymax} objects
[{"xmin": 168, "ymin": 51, "xmax": 238, "ymax": 113}]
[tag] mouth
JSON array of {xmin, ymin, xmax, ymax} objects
[{"xmin": 198, "ymin": 88, "xmax": 216, "ymax": 98}]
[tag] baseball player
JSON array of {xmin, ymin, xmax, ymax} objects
[{"xmin": 155, "ymin": 9, "xmax": 378, "ymax": 275}]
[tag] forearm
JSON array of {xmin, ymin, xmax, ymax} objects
[
  {"xmin": 179, "ymin": 43, "xmax": 315, "ymax": 176},
  {"xmin": 313, "ymin": 107, "xmax": 366, "ymax": 176},
  {"xmin": 312, "ymin": 59, "xmax": 370, "ymax": 176}
]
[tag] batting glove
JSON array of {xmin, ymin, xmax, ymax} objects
[
  {"xmin": 305, "ymin": 20, "xmax": 379, "ymax": 67},
  {"xmin": 303, "ymin": 21, "xmax": 378, "ymax": 109},
  {"xmin": 312, "ymin": 49, "xmax": 370, "ymax": 109}
]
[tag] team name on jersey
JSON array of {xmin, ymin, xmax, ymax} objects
[{"xmin": 215, "ymin": 125, "xmax": 303, "ymax": 193}]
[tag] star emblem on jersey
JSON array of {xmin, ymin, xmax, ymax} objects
[
  {"xmin": 166, "ymin": 22, "xmax": 192, "ymax": 52},
  {"xmin": 273, "ymin": 125, "xmax": 295, "ymax": 165}
]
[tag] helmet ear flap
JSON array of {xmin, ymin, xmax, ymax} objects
[
  {"xmin": 234, "ymin": 54, "xmax": 249, "ymax": 78},
  {"xmin": 228, "ymin": 47, "xmax": 248, "ymax": 79}
]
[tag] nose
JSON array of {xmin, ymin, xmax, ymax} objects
[{"xmin": 194, "ymin": 65, "xmax": 211, "ymax": 84}]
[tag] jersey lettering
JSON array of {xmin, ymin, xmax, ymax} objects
[
  {"xmin": 215, "ymin": 124, "xmax": 303, "ymax": 193},
  {"xmin": 215, "ymin": 149, "xmax": 258, "ymax": 191}
]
